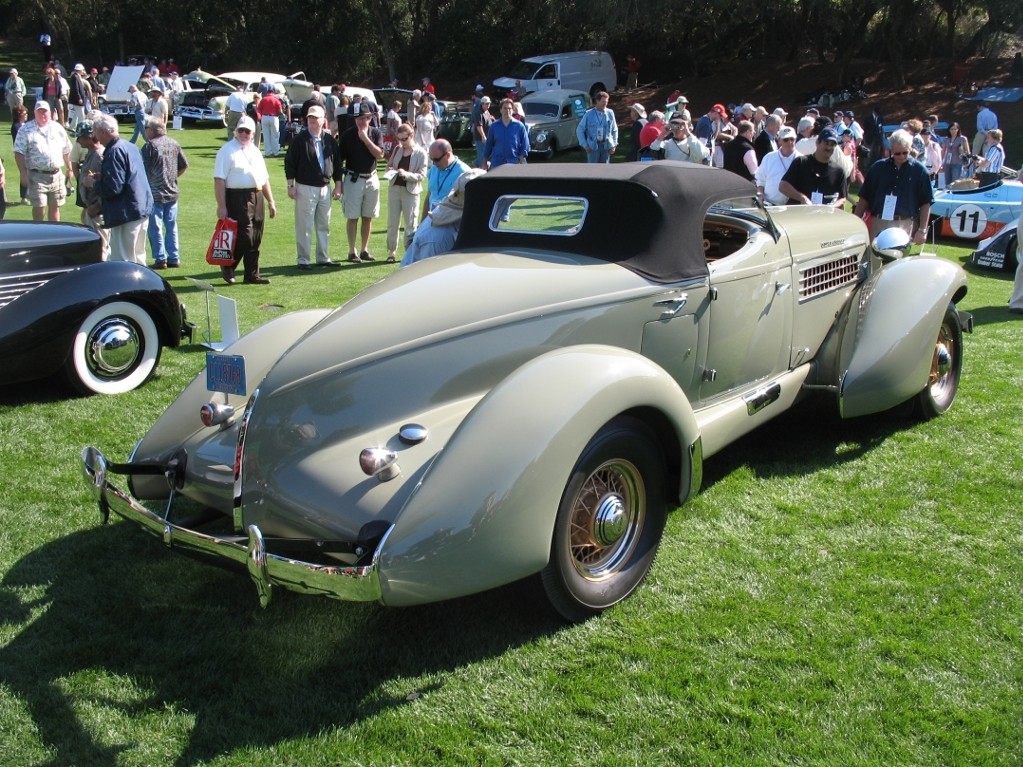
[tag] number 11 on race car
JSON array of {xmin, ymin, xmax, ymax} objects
[{"xmin": 950, "ymin": 204, "xmax": 988, "ymax": 239}]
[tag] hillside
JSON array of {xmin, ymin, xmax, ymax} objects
[{"xmin": 607, "ymin": 56, "xmax": 1022, "ymax": 160}]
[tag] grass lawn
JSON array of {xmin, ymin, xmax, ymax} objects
[{"xmin": 1, "ymin": 82, "xmax": 1021, "ymax": 765}]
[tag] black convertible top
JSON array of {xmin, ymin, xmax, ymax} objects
[{"xmin": 455, "ymin": 161, "xmax": 758, "ymax": 283}]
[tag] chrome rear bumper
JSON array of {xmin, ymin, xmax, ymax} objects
[{"xmin": 80, "ymin": 446, "xmax": 388, "ymax": 607}]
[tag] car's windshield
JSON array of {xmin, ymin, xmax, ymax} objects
[
  {"xmin": 708, "ymin": 196, "xmax": 770, "ymax": 228},
  {"xmin": 507, "ymin": 60, "xmax": 541, "ymax": 80},
  {"xmin": 522, "ymin": 102, "xmax": 559, "ymax": 118}
]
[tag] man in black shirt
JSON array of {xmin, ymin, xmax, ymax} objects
[
  {"xmin": 338, "ymin": 101, "xmax": 385, "ymax": 261},
  {"xmin": 284, "ymin": 104, "xmax": 343, "ymax": 268},
  {"xmin": 778, "ymin": 127, "xmax": 849, "ymax": 208}
]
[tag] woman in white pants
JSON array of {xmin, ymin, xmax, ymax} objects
[{"xmin": 385, "ymin": 125, "xmax": 427, "ymax": 263}]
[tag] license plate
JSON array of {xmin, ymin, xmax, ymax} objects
[{"xmin": 206, "ymin": 353, "xmax": 246, "ymax": 395}]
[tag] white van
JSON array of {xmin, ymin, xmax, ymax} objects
[{"xmin": 493, "ymin": 51, "xmax": 616, "ymax": 99}]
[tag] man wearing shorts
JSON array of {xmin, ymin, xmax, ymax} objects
[
  {"xmin": 337, "ymin": 101, "xmax": 385, "ymax": 262},
  {"xmin": 13, "ymin": 100, "xmax": 72, "ymax": 221}
]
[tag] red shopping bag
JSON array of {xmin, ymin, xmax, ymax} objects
[{"xmin": 205, "ymin": 218, "xmax": 238, "ymax": 266}]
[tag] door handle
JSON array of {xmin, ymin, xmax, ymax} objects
[{"xmin": 653, "ymin": 293, "xmax": 688, "ymax": 318}]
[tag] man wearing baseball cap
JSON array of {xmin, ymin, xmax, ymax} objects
[
  {"xmin": 13, "ymin": 100, "xmax": 73, "ymax": 221},
  {"xmin": 337, "ymin": 100, "xmax": 385, "ymax": 262},
  {"xmin": 695, "ymin": 103, "xmax": 727, "ymax": 151},
  {"xmin": 285, "ymin": 104, "xmax": 344, "ymax": 268},
  {"xmin": 68, "ymin": 63, "xmax": 91, "ymax": 131},
  {"xmin": 778, "ymin": 127, "xmax": 849, "ymax": 208},
  {"xmin": 755, "ymin": 125, "xmax": 798, "ymax": 205},
  {"xmin": 4, "ymin": 68, "xmax": 26, "ymax": 115}
]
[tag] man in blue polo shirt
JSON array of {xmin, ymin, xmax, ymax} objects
[
  {"xmin": 421, "ymin": 138, "xmax": 470, "ymax": 219},
  {"xmin": 853, "ymin": 128, "xmax": 933, "ymax": 244}
]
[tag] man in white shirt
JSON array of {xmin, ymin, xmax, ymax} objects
[{"xmin": 756, "ymin": 126, "xmax": 798, "ymax": 205}]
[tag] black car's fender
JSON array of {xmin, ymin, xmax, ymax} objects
[{"xmin": 0, "ymin": 261, "xmax": 184, "ymax": 385}]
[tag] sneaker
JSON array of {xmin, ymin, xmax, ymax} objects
[
  {"xmin": 360, "ymin": 251, "xmax": 376, "ymax": 261},
  {"xmin": 386, "ymin": 255, "xmax": 396, "ymax": 263},
  {"xmin": 347, "ymin": 253, "xmax": 362, "ymax": 263},
  {"xmin": 244, "ymin": 276, "xmax": 271, "ymax": 285}
]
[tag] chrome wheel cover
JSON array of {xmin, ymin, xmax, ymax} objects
[
  {"xmin": 567, "ymin": 459, "xmax": 645, "ymax": 580},
  {"xmin": 86, "ymin": 317, "xmax": 143, "ymax": 379}
]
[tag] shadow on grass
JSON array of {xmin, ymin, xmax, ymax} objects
[
  {"xmin": 698, "ymin": 397, "xmax": 915, "ymax": 492},
  {"xmin": 0, "ymin": 376, "xmax": 77, "ymax": 405},
  {"xmin": 0, "ymin": 520, "xmax": 562, "ymax": 766}
]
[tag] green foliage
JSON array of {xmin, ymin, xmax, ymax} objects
[{"xmin": 2, "ymin": 0, "xmax": 1022, "ymax": 84}]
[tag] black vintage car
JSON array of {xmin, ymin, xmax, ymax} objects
[
  {"xmin": 372, "ymin": 88, "xmax": 474, "ymax": 146},
  {"xmin": 0, "ymin": 222, "xmax": 193, "ymax": 395}
]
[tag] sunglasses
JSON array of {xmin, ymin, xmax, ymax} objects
[
  {"xmin": 892, "ymin": 151, "xmax": 909, "ymax": 156},
  {"xmin": 398, "ymin": 134, "xmax": 412, "ymax": 140},
  {"xmin": 237, "ymin": 128, "xmax": 252, "ymax": 134}
]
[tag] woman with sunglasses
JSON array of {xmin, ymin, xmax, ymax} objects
[{"xmin": 385, "ymin": 124, "xmax": 428, "ymax": 263}]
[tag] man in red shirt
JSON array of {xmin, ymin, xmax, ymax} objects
[
  {"xmin": 639, "ymin": 111, "xmax": 665, "ymax": 153},
  {"xmin": 257, "ymin": 88, "xmax": 284, "ymax": 157}
]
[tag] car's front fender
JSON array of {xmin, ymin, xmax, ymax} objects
[
  {"xmin": 377, "ymin": 344, "xmax": 701, "ymax": 606},
  {"xmin": 0, "ymin": 261, "xmax": 183, "ymax": 384},
  {"xmin": 838, "ymin": 256, "xmax": 969, "ymax": 418}
]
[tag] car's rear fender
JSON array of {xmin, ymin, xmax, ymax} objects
[
  {"xmin": 377, "ymin": 344, "xmax": 701, "ymax": 607},
  {"xmin": 130, "ymin": 309, "xmax": 333, "ymax": 502},
  {"xmin": 836, "ymin": 256, "xmax": 969, "ymax": 418}
]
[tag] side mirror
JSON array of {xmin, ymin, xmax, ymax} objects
[{"xmin": 872, "ymin": 226, "xmax": 911, "ymax": 263}]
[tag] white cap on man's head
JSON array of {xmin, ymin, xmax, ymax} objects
[{"xmin": 236, "ymin": 115, "xmax": 256, "ymax": 132}]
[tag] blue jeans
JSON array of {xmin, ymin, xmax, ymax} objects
[
  {"xmin": 148, "ymin": 200, "xmax": 180, "ymax": 264},
  {"xmin": 474, "ymin": 140, "xmax": 487, "ymax": 168},
  {"xmin": 130, "ymin": 110, "xmax": 145, "ymax": 143},
  {"xmin": 586, "ymin": 143, "xmax": 611, "ymax": 163}
]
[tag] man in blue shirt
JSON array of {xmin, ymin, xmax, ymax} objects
[
  {"xmin": 484, "ymin": 99, "xmax": 529, "ymax": 168},
  {"xmin": 853, "ymin": 129, "xmax": 933, "ymax": 244},
  {"xmin": 421, "ymin": 138, "xmax": 470, "ymax": 220},
  {"xmin": 576, "ymin": 91, "xmax": 618, "ymax": 163}
]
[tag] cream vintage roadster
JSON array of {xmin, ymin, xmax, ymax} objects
[{"xmin": 82, "ymin": 163, "xmax": 971, "ymax": 621}]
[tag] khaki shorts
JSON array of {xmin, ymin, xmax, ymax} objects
[
  {"xmin": 343, "ymin": 174, "xmax": 380, "ymax": 219},
  {"xmin": 28, "ymin": 169, "xmax": 66, "ymax": 208}
]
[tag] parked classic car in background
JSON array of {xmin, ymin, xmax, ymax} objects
[
  {"xmin": 1, "ymin": 222, "xmax": 192, "ymax": 395},
  {"xmin": 931, "ymin": 174, "xmax": 1022, "ymax": 241},
  {"xmin": 373, "ymin": 87, "xmax": 473, "ymax": 147},
  {"xmin": 82, "ymin": 163, "xmax": 971, "ymax": 621},
  {"xmin": 173, "ymin": 70, "xmax": 245, "ymax": 122},
  {"xmin": 520, "ymin": 89, "xmax": 589, "ymax": 159},
  {"xmin": 971, "ymin": 216, "xmax": 1020, "ymax": 271}
]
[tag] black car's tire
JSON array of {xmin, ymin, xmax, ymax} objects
[
  {"xmin": 541, "ymin": 416, "xmax": 667, "ymax": 622},
  {"xmin": 64, "ymin": 301, "xmax": 162, "ymax": 395},
  {"xmin": 542, "ymin": 137, "xmax": 557, "ymax": 161},
  {"xmin": 915, "ymin": 302, "xmax": 963, "ymax": 419}
]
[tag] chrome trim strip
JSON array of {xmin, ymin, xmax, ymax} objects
[
  {"xmin": 688, "ymin": 436, "xmax": 703, "ymax": 499},
  {"xmin": 81, "ymin": 446, "xmax": 387, "ymax": 607}
]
